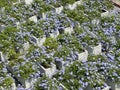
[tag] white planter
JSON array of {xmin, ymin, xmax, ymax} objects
[
  {"xmin": 55, "ymin": 6, "xmax": 63, "ymax": 14},
  {"xmin": 67, "ymin": 0, "xmax": 82, "ymax": 10},
  {"xmin": 29, "ymin": 16, "xmax": 37, "ymax": 23},
  {"xmin": 0, "ymin": 52, "xmax": 6, "ymax": 62},
  {"xmin": 76, "ymin": 0, "xmax": 83, "ymax": 5},
  {"xmin": 39, "ymin": 64, "xmax": 56, "ymax": 78},
  {"xmin": 50, "ymin": 30, "xmax": 59, "ymax": 38},
  {"xmin": 64, "ymin": 27, "xmax": 74, "ymax": 34},
  {"xmin": 102, "ymin": 86, "xmax": 110, "ymax": 90},
  {"xmin": 77, "ymin": 50, "xmax": 88, "ymax": 62},
  {"xmin": 87, "ymin": 43, "xmax": 102, "ymax": 55},
  {"xmin": 37, "ymin": 36, "xmax": 46, "ymax": 47},
  {"xmin": 101, "ymin": 11, "xmax": 109, "ymax": 17},
  {"xmin": 42, "ymin": 13, "xmax": 46, "ymax": 19},
  {"xmin": 16, "ymin": 22, "xmax": 20, "ymax": 29},
  {"xmin": 115, "ymin": 83, "xmax": 120, "ymax": 90},
  {"xmin": 20, "ymin": 42, "xmax": 30, "ymax": 54},
  {"xmin": 53, "ymin": 78, "xmax": 68, "ymax": 90},
  {"xmin": 24, "ymin": 0, "xmax": 33, "ymax": 5},
  {"xmin": 67, "ymin": 3, "xmax": 77, "ymax": 10}
]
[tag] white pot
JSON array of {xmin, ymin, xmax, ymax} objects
[
  {"xmin": 24, "ymin": 0, "xmax": 33, "ymax": 5},
  {"xmin": 20, "ymin": 42, "xmax": 30, "ymax": 55},
  {"xmin": 77, "ymin": 50, "xmax": 88, "ymax": 62},
  {"xmin": 64, "ymin": 27, "xmax": 74, "ymax": 34},
  {"xmin": 67, "ymin": 3, "xmax": 77, "ymax": 10},
  {"xmin": 0, "ymin": 52, "xmax": 7, "ymax": 62},
  {"xmin": 102, "ymin": 86, "xmax": 110, "ymax": 90},
  {"xmin": 55, "ymin": 6, "xmax": 63, "ymax": 14},
  {"xmin": 39, "ymin": 64, "xmax": 56, "ymax": 78},
  {"xmin": 37, "ymin": 36, "xmax": 46, "ymax": 47},
  {"xmin": 42, "ymin": 13, "xmax": 46, "ymax": 19},
  {"xmin": 101, "ymin": 11, "xmax": 109, "ymax": 17},
  {"xmin": 50, "ymin": 30, "xmax": 59, "ymax": 38},
  {"xmin": 115, "ymin": 83, "xmax": 120, "ymax": 90},
  {"xmin": 29, "ymin": 16, "xmax": 37, "ymax": 23},
  {"xmin": 87, "ymin": 43, "xmax": 102, "ymax": 55}
]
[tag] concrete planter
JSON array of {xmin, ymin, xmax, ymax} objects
[
  {"xmin": 106, "ymin": 79, "xmax": 115, "ymax": 90},
  {"xmin": 0, "ymin": 52, "xmax": 5, "ymax": 62},
  {"xmin": 17, "ymin": 77, "xmax": 36, "ymax": 89},
  {"xmin": 67, "ymin": 3, "xmax": 77, "ymax": 10},
  {"xmin": 42, "ymin": 13, "xmax": 46, "ymax": 19},
  {"xmin": 29, "ymin": 16, "xmax": 37, "ymax": 23},
  {"xmin": 67, "ymin": 0, "xmax": 82, "ymax": 10},
  {"xmin": 20, "ymin": 42, "xmax": 30, "ymax": 55},
  {"xmin": 115, "ymin": 83, "xmax": 120, "ymax": 90},
  {"xmin": 55, "ymin": 6, "xmax": 63, "ymax": 14},
  {"xmin": 64, "ymin": 27, "xmax": 74, "ymax": 34},
  {"xmin": 77, "ymin": 50, "xmax": 88, "ymax": 62},
  {"xmin": 55, "ymin": 60, "xmax": 70, "ymax": 70},
  {"xmin": 23, "ymin": 0, "xmax": 33, "ymax": 5},
  {"xmin": 39, "ymin": 64, "xmax": 56, "ymax": 78},
  {"xmin": 101, "ymin": 10, "xmax": 109, "ymax": 17},
  {"xmin": 7, "ymin": 65, "xmax": 37, "ymax": 89},
  {"xmin": 37, "ymin": 36, "xmax": 46, "ymax": 47},
  {"xmin": 87, "ymin": 43, "xmax": 102, "ymax": 55},
  {"xmin": 50, "ymin": 30, "xmax": 59, "ymax": 38}
]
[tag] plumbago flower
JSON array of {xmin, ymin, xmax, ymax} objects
[
  {"xmin": 88, "ymin": 54, "xmax": 120, "ymax": 83},
  {"xmin": 0, "ymin": 62, "xmax": 14, "ymax": 89},
  {"xmin": 33, "ymin": 76, "xmax": 59, "ymax": 90},
  {"xmin": 53, "ymin": 61, "xmax": 106, "ymax": 90},
  {"xmin": 40, "ymin": 11, "xmax": 72, "ymax": 33},
  {"xmin": 57, "ymin": 34, "xmax": 84, "ymax": 53}
]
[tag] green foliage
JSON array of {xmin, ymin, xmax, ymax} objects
[
  {"xmin": 0, "ymin": 77, "xmax": 13, "ymax": 88},
  {"xmin": 43, "ymin": 38, "xmax": 58, "ymax": 52}
]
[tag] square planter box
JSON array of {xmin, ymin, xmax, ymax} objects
[
  {"xmin": 55, "ymin": 6, "xmax": 63, "ymax": 14},
  {"xmin": 77, "ymin": 50, "xmax": 88, "ymax": 62},
  {"xmin": 42, "ymin": 13, "xmax": 46, "ymax": 19},
  {"xmin": 102, "ymin": 86, "xmax": 110, "ymax": 90},
  {"xmin": 64, "ymin": 27, "xmax": 74, "ymax": 34},
  {"xmin": 101, "ymin": 10, "xmax": 109, "ymax": 17},
  {"xmin": 22, "ymin": 0, "xmax": 33, "ymax": 5},
  {"xmin": 67, "ymin": 3, "xmax": 77, "ymax": 10},
  {"xmin": 86, "ymin": 43, "xmax": 102, "ymax": 55},
  {"xmin": 6, "ymin": 65, "xmax": 37, "ymax": 89},
  {"xmin": 37, "ymin": 36, "xmax": 46, "ymax": 47},
  {"xmin": 20, "ymin": 42, "xmax": 30, "ymax": 55},
  {"xmin": 29, "ymin": 15, "xmax": 37, "ymax": 23},
  {"xmin": 115, "ymin": 83, "xmax": 120, "ymax": 90},
  {"xmin": 76, "ymin": 0, "xmax": 83, "ymax": 5},
  {"xmin": 16, "ymin": 77, "xmax": 36, "ymax": 89},
  {"xmin": 39, "ymin": 64, "xmax": 56, "ymax": 78},
  {"xmin": 106, "ymin": 79, "xmax": 115, "ymax": 90},
  {"xmin": 50, "ymin": 30, "xmax": 59, "ymax": 38},
  {"xmin": 0, "ymin": 51, "xmax": 6, "ymax": 62},
  {"xmin": 55, "ymin": 60, "xmax": 70, "ymax": 70}
]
